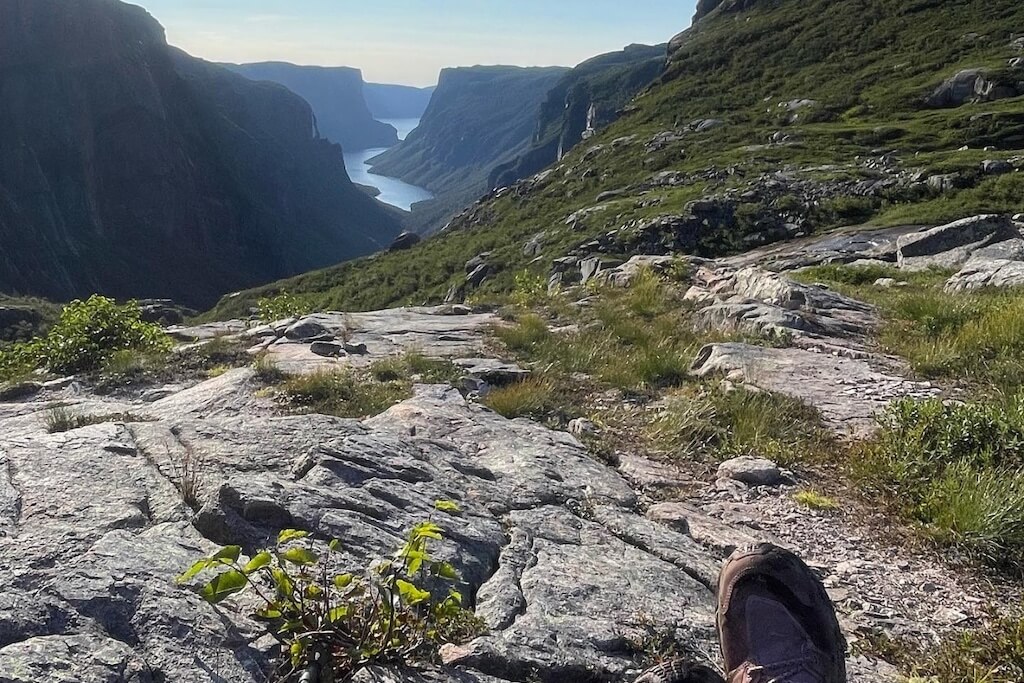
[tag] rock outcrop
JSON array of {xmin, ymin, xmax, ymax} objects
[
  {"xmin": 0, "ymin": 0, "xmax": 402, "ymax": 308},
  {"xmin": 225, "ymin": 62, "xmax": 399, "ymax": 150}
]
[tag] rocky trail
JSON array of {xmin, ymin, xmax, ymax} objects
[{"xmin": 2, "ymin": 217, "xmax": 1023, "ymax": 682}]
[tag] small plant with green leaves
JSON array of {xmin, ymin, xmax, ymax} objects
[
  {"xmin": 257, "ymin": 293, "xmax": 312, "ymax": 324},
  {"xmin": 179, "ymin": 504, "xmax": 483, "ymax": 681}
]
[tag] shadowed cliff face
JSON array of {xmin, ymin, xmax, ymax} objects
[
  {"xmin": 0, "ymin": 0, "xmax": 402, "ymax": 308},
  {"xmin": 367, "ymin": 65, "xmax": 570, "ymax": 234},
  {"xmin": 224, "ymin": 62, "xmax": 399, "ymax": 151},
  {"xmin": 489, "ymin": 44, "xmax": 667, "ymax": 190}
]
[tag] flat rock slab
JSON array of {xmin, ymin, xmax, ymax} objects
[
  {"xmin": 263, "ymin": 308, "xmax": 503, "ymax": 375},
  {"xmin": 692, "ymin": 342, "xmax": 941, "ymax": 436}
]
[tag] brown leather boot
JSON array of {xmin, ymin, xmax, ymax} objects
[
  {"xmin": 718, "ymin": 544, "xmax": 846, "ymax": 683},
  {"xmin": 635, "ymin": 660, "xmax": 726, "ymax": 683}
]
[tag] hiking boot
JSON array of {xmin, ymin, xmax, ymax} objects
[
  {"xmin": 718, "ymin": 544, "xmax": 846, "ymax": 683},
  {"xmin": 635, "ymin": 660, "xmax": 726, "ymax": 683}
]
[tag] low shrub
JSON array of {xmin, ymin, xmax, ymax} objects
[
  {"xmin": 179, "ymin": 507, "xmax": 484, "ymax": 680},
  {"xmin": 257, "ymin": 293, "xmax": 311, "ymax": 323},
  {"xmin": 0, "ymin": 296, "xmax": 171, "ymax": 380}
]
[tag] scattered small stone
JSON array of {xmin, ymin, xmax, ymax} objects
[
  {"xmin": 310, "ymin": 341, "xmax": 346, "ymax": 358},
  {"xmin": 568, "ymin": 418, "xmax": 599, "ymax": 436},
  {"xmin": 717, "ymin": 456, "xmax": 785, "ymax": 486},
  {"xmin": 343, "ymin": 342, "xmax": 369, "ymax": 355}
]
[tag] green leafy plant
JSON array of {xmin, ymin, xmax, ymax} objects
[
  {"xmin": 0, "ymin": 296, "xmax": 171, "ymax": 379},
  {"xmin": 257, "ymin": 293, "xmax": 311, "ymax": 323},
  {"xmin": 179, "ymin": 505, "xmax": 484, "ymax": 681}
]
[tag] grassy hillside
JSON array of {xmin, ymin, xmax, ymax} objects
[{"xmin": 206, "ymin": 0, "xmax": 1024, "ymax": 320}]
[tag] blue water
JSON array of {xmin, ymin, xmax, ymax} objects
[{"xmin": 343, "ymin": 118, "xmax": 433, "ymax": 212}]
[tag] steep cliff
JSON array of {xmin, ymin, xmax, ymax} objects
[
  {"xmin": 364, "ymin": 83, "xmax": 436, "ymax": 120},
  {"xmin": 225, "ymin": 62, "xmax": 398, "ymax": 150},
  {"xmin": 489, "ymin": 43, "xmax": 666, "ymax": 189},
  {"xmin": 367, "ymin": 65, "xmax": 569, "ymax": 231},
  {"xmin": 0, "ymin": 0, "xmax": 402, "ymax": 308}
]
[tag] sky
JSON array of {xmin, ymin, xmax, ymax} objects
[{"xmin": 136, "ymin": 1, "xmax": 698, "ymax": 87}]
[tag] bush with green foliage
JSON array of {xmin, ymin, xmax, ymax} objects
[
  {"xmin": 257, "ymin": 293, "xmax": 311, "ymax": 323},
  {"xmin": 0, "ymin": 295, "xmax": 171, "ymax": 380},
  {"xmin": 179, "ymin": 506, "xmax": 483, "ymax": 680}
]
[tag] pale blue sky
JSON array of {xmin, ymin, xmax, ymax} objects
[{"xmin": 135, "ymin": 1, "xmax": 697, "ymax": 86}]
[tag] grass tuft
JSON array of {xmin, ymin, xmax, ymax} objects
[
  {"xmin": 793, "ymin": 490, "xmax": 841, "ymax": 511},
  {"xmin": 280, "ymin": 370, "xmax": 410, "ymax": 419}
]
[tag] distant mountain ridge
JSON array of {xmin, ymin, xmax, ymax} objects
[
  {"xmin": 224, "ymin": 62, "xmax": 398, "ymax": 150},
  {"xmin": 0, "ymin": 0, "xmax": 402, "ymax": 308},
  {"xmin": 364, "ymin": 83, "xmax": 436, "ymax": 120}
]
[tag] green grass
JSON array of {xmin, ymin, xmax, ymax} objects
[
  {"xmin": 278, "ymin": 370, "xmax": 411, "ymax": 419},
  {"xmin": 793, "ymin": 490, "xmax": 841, "ymax": 511},
  {"xmin": 369, "ymin": 351, "xmax": 461, "ymax": 385},
  {"xmin": 482, "ymin": 377, "xmax": 561, "ymax": 420},
  {"xmin": 851, "ymin": 395, "xmax": 1024, "ymax": 573},
  {"xmin": 45, "ymin": 407, "xmax": 153, "ymax": 433},
  {"xmin": 794, "ymin": 264, "xmax": 1024, "ymax": 395},
  {"xmin": 863, "ymin": 611, "xmax": 1024, "ymax": 683},
  {"xmin": 649, "ymin": 386, "xmax": 833, "ymax": 468}
]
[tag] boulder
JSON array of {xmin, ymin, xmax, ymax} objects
[
  {"xmin": 466, "ymin": 264, "xmax": 491, "ymax": 288},
  {"xmin": 896, "ymin": 215, "xmax": 1017, "ymax": 269},
  {"xmin": 389, "ymin": 231, "xmax": 422, "ymax": 251},
  {"xmin": 945, "ymin": 238, "xmax": 1024, "ymax": 292},
  {"xmin": 717, "ymin": 456, "xmax": 784, "ymax": 486},
  {"xmin": 981, "ymin": 159, "xmax": 1014, "ymax": 175},
  {"xmin": 310, "ymin": 341, "xmax": 346, "ymax": 358},
  {"xmin": 927, "ymin": 173, "xmax": 961, "ymax": 192},
  {"xmin": 579, "ymin": 257, "xmax": 603, "ymax": 284},
  {"xmin": 926, "ymin": 69, "xmax": 993, "ymax": 107},
  {"xmin": 596, "ymin": 255, "xmax": 676, "ymax": 287},
  {"xmin": 285, "ymin": 318, "xmax": 332, "ymax": 341},
  {"xmin": 465, "ymin": 253, "xmax": 492, "ymax": 274}
]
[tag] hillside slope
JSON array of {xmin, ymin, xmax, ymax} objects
[
  {"xmin": 207, "ymin": 0, "xmax": 1024, "ymax": 317},
  {"xmin": 224, "ymin": 62, "xmax": 398, "ymax": 150},
  {"xmin": 0, "ymin": 0, "xmax": 402, "ymax": 309},
  {"xmin": 367, "ymin": 65, "xmax": 569, "ymax": 232}
]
